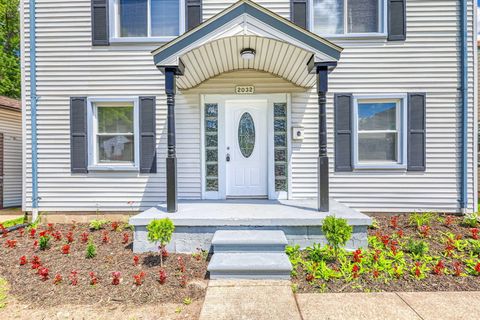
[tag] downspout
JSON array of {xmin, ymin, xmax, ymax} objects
[
  {"xmin": 29, "ymin": 0, "xmax": 39, "ymax": 221},
  {"xmin": 459, "ymin": 0, "xmax": 468, "ymax": 213}
]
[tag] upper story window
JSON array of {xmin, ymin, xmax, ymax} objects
[
  {"xmin": 111, "ymin": 0, "xmax": 185, "ymax": 41},
  {"xmin": 311, "ymin": 0, "xmax": 385, "ymax": 37}
]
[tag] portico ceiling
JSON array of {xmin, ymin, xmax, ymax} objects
[{"xmin": 152, "ymin": 0, "xmax": 343, "ymax": 90}]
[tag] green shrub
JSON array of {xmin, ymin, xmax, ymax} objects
[
  {"xmin": 1, "ymin": 217, "xmax": 25, "ymax": 229},
  {"xmin": 147, "ymin": 218, "xmax": 175, "ymax": 266},
  {"xmin": 306, "ymin": 243, "xmax": 335, "ymax": 263},
  {"xmin": 462, "ymin": 213, "xmax": 479, "ymax": 228},
  {"xmin": 39, "ymin": 234, "xmax": 51, "ymax": 250},
  {"xmin": 86, "ymin": 239, "xmax": 97, "ymax": 259},
  {"xmin": 322, "ymin": 216, "xmax": 353, "ymax": 255},
  {"xmin": 408, "ymin": 212, "xmax": 435, "ymax": 228},
  {"xmin": 89, "ymin": 219, "xmax": 109, "ymax": 231},
  {"xmin": 405, "ymin": 239, "xmax": 429, "ymax": 257}
]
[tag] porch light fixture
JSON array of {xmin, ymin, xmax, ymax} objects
[{"xmin": 240, "ymin": 48, "xmax": 255, "ymax": 60}]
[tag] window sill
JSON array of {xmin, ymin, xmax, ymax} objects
[
  {"xmin": 109, "ymin": 37, "xmax": 177, "ymax": 44},
  {"xmin": 88, "ymin": 165, "xmax": 139, "ymax": 172},
  {"xmin": 353, "ymin": 164, "xmax": 407, "ymax": 171}
]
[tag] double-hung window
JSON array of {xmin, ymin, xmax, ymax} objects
[
  {"xmin": 311, "ymin": 0, "xmax": 385, "ymax": 37},
  {"xmin": 352, "ymin": 95, "xmax": 407, "ymax": 169},
  {"xmin": 87, "ymin": 98, "xmax": 140, "ymax": 170},
  {"xmin": 111, "ymin": 0, "xmax": 185, "ymax": 41}
]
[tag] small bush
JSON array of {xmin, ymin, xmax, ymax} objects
[
  {"xmin": 462, "ymin": 213, "xmax": 479, "ymax": 228},
  {"xmin": 405, "ymin": 239, "xmax": 429, "ymax": 256},
  {"xmin": 147, "ymin": 218, "xmax": 175, "ymax": 267},
  {"xmin": 409, "ymin": 212, "xmax": 435, "ymax": 228},
  {"xmin": 39, "ymin": 234, "xmax": 51, "ymax": 250},
  {"xmin": 85, "ymin": 239, "xmax": 97, "ymax": 259},
  {"xmin": 322, "ymin": 216, "xmax": 353, "ymax": 255},
  {"xmin": 89, "ymin": 219, "xmax": 109, "ymax": 231},
  {"xmin": 306, "ymin": 243, "xmax": 335, "ymax": 263}
]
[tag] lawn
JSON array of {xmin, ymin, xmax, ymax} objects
[
  {"xmin": 289, "ymin": 213, "xmax": 480, "ymax": 293},
  {"xmin": 0, "ymin": 221, "xmax": 208, "ymax": 307}
]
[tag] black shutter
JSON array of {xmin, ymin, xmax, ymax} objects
[
  {"xmin": 407, "ymin": 93, "xmax": 426, "ymax": 171},
  {"xmin": 334, "ymin": 94, "xmax": 353, "ymax": 172},
  {"xmin": 291, "ymin": 0, "xmax": 308, "ymax": 29},
  {"xmin": 70, "ymin": 97, "xmax": 88, "ymax": 173},
  {"xmin": 186, "ymin": 0, "xmax": 202, "ymax": 31},
  {"xmin": 139, "ymin": 96, "xmax": 157, "ymax": 173},
  {"xmin": 92, "ymin": 0, "xmax": 109, "ymax": 46},
  {"xmin": 388, "ymin": 0, "xmax": 406, "ymax": 41}
]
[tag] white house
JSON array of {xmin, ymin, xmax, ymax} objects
[
  {"xmin": 0, "ymin": 96, "xmax": 22, "ymax": 209},
  {"xmin": 20, "ymin": 0, "xmax": 477, "ymax": 218}
]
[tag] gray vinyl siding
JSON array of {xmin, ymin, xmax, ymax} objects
[
  {"xmin": 0, "ymin": 108, "xmax": 22, "ymax": 207},
  {"xmin": 21, "ymin": 0, "xmax": 477, "ymax": 213}
]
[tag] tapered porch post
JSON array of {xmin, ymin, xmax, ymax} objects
[
  {"xmin": 316, "ymin": 65, "xmax": 329, "ymax": 212},
  {"xmin": 159, "ymin": 63, "xmax": 184, "ymax": 213}
]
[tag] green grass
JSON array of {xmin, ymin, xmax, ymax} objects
[
  {"xmin": 1, "ymin": 216, "xmax": 25, "ymax": 229},
  {"xmin": 0, "ymin": 277, "xmax": 8, "ymax": 309}
]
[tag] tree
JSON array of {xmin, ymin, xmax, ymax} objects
[
  {"xmin": 0, "ymin": 0, "xmax": 20, "ymax": 99},
  {"xmin": 147, "ymin": 218, "xmax": 175, "ymax": 267}
]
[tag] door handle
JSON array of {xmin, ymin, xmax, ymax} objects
[{"xmin": 226, "ymin": 153, "xmax": 231, "ymax": 162}]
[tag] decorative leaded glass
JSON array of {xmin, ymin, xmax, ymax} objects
[
  {"xmin": 273, "ymin": 103, "xmax": 288, "ymax": 192},
  {"xmin": 205, "ymin": 104, "xmax": 218, "ymax": 191},
  {"xmin": 238, "ymin": 112, "xmax": 255, "ymax": 158}
]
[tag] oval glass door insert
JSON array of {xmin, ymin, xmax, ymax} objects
[{"xmin": 238, "ymin": 112, "xmax": 255, "ymax": 158}]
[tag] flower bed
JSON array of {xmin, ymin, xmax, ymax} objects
[
  {"xmin": 0, "ymin": 222, "xmax": 208, "ymax": 307},
  {"xmin": 289, "ymin": 213, "xmax": 480, "ymax": 293}
]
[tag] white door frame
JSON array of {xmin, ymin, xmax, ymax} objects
[{"xmin": 201, "ymin": 93, "xmax": 291, "ymax": 200}]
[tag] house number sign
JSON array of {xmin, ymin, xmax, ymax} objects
[{"xmin": 235, "ymin": 85, "xmax": 255, "ymax": 94}]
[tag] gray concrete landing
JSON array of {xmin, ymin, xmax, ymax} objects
[{"xmin": 129, "ymin": 199, "xmax": 372, "ymax": 253}]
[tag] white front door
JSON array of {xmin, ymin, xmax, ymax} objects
[{"xmin": 225, "ymin": 100, "xmax": 268, "ymax": 197}]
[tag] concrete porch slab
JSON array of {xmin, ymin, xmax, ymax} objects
[{"xmin": 129, "ymin": 199, "xmax": 372, "ymax": 253}]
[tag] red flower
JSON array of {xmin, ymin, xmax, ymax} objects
[
  {"xmin": 122, "ymin": 233, "xmax": 129, "ymax": 244},
  {"xmin": 19, "ymin": 255, "xmax": 27, "ymax": 266},
  {"xmin": 177, "ymin": 256, "xmax": 186, "ymax": 273},
  {"xmin": 445, "ymin": 215, "xmax": 454, "ymax": 227},
  {"xmin": 39, "ymin": 230, "xmax": 49, "ymax": 238},
  {"xmin": 111, "ymin": 222, "xmax": 120, "ymax": 232},
  {"xmin": 452, "ymin": 261, "xmax": 463, "ymax": 276},
  {"xmin": 53, "ymin": 274, "xmax": 63, "ymax": 285},
  {"xmin": 47, "ymin": 223, "xmax": 55, "ymax": 232},
  {"xmin": 305, "ymin": 273, "xmax": 314, "ymax": 282},
  {"xmin": 179, "ymin": 274, "xmax": 188, "ymax": 287},
  {"xmin": 133, "ymin": 255, "xmax": 139, "ymax": 266},
  {"xmin": 31, "ymin": 256, "xmax": 41, "ymax": 269},
  {"xmin": 102, "ymin": 231, "xmax": 110, "ymax": 244},
  {"xmin": 419, "ymin": 225, "xmax": 430, "ymax": 238},
  {"xmin": 66, "ymin": 231, "xmax": 74, "ymax": 243},
  {"xmin": 69, "ymin": 270, "xmax": 78, "ymax": 285},
  {"xmin": 475, "ymin": 263, "xmax": 480, "ymax": 274},
  {"xmin": 80, "ymin": 232, "xmax": 89, "ymax": 244},
  {"xmin": 433, "ymin": 260, "xmax": 445, "ymax": 275},
  {"xmin": 5, "ymin": 239, "xmax": 17, "ymax": 248},
  {"xmin": 32, "ymin": 240, "xmax": 38, "ymax": 249},
  {"xmin": 61, "ymin": 244, "xmax": 71, "ymax": 254},
  {"xmin": 38, "ymin": 267, "xmax": 49, "ymax": 281},
  {"xmin": 159, "ymin": 269, "xmax": 167, "ymax": 284},
  {"xmin": 352, "ymin": 264, "xmax": 360, "ymax": 278},
  {"xmin": 471, "ymin": 228, "xmax": 479, "ymax": 240},
  {"xmin": 390, "ymin": 216, "xmax": 399, "ymax": 229},
  {"xmin": 396, "ymin": 229, "xmax": 404, "ymax": 238},
  {"xmin": 373, "ymin": 249, "xmax": 381, "ymax": 262},
  {"xmin": 18, "ymin": 228, "xmax": 25, "ymax": 237},
  {"xmin": 111, "ymin": 271, "xmax": 121, "ymax": 285},
  {"xmin": 133, "ymin": 271, "xmax": 146, "ymax": 286},
  {"xmin": 353, "ymin": 249, "xmax": 362, "ymax": 263},
  {"xmin": 29, "ymin": 228, "xmax": 36, "ymax": 238},
  {"xmin": 372, "ymin": 269, "xmax": 380, "ymax": 278},
  {"xmin": 380, "ymin": 234, "xmax": 390, "ymax": 246},
  {"xmin": 89, "ymin": 272, "xmax": 98, "ymax": 285},
  {"xmin": 52, "ymin": 231, "xmax": 62, "ymax": 241}
]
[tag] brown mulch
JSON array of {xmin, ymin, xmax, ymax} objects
[
  {"xmin": 292, "ymin": 214, "xmax": 480, "ymax": 293},
  {"xmin": 0, "ymin": 223, "xmax": 209, "ymax": 307}
]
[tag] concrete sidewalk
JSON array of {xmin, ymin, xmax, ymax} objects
[{"xmin": 199, "ymin": 280, "xmax": 480, "ymax": 320}]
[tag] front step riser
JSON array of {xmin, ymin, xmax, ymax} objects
[
  {"xmin": 213, "ymin": 244, "xmax": 286, "ymax": 253},
  {"xmin": 209, "ymin": 272, "xmax": 291, "ymax": 280}
]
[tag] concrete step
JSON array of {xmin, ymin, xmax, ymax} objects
[
  {"xmin": 212, "ymin": 230, "xmax": 288, "ymax": 252},
  {"xmin": 208, "ymin": 252, "xmax": 292, "ymax": 280}
]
